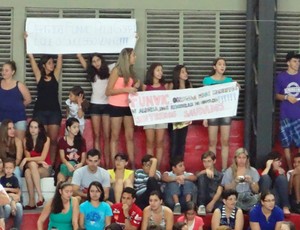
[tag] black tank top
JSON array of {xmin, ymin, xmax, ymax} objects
[{"xmin": 34, "ymin": 74, "xmax": 61, "ymax": 111}]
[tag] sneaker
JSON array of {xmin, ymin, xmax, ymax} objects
[
  {"xmin": 197, "ymin": 205, "xmax": 206, "ymax": 216},
  {"xmin": 173, "ymin": 203, "xmax": 181, "ymax": 215}
]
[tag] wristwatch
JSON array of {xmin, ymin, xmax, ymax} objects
[{"xmin": 125, "ymin": 216, "xmax": 131, "ymax": 221}]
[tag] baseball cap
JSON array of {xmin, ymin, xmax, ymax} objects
[{"xmin": 286, "ymin": 51, "xmax": 300, "ymax": 62}]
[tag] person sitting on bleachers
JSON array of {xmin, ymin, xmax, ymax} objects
[
  {"xmin": 72, "ymin": 149, "xmax": 110, "ymax": 202},
  {"xmin": 196, "ymin": 151, "xmax": 223, "ymax": 215},
  {"xmin": 0, "ymin": 183, "xmax": 10, "ymax": 229},
  {"xmin": 0, "ymin": 119, "xmax": 24, "ymax": 188},
  {"xmin": 0, "ymin": 158, "xmax": 23, "ymax": 230},
  {"xmin": 287, "ymin": 152, "xmax": 300, "ymax": 213},
  {"xmin": 134, "ymin": 154, "xmax": 161, "ymax": 210},
  {"xmin": 21, "ymin": 119, "xmax": 52, "ymax": 210},
  {"xmin": 57, "ymin": 117, "xmax": 86, "ymax": 184},
  {"xmin": 211, "ymin": 189, "xmax": 243, "ymax": 230},
  {"xmin": 37, "ymin": 182, "xmax": 79, "ymax": 230},
  {"xmin": 141, "ymin": 190, "xmax": 173, "ymax": 230},
  {"xmin": 79, "ymin": 181, "xmax": 112, "ymax": 229},
  {"xmin": 162, "ymin": 156, "xmax": 197, "ymax": 215},
  {"xmin": 108, "ymin": 153, "xmax": 134, "ymax": 203},
  {"xmin": 221, "ymin": 148, "xmax": 260, "ymax": 212},
  {"xmin": 249, "ymin": 191, "xmax": 284, "ymax": 230},
  {"xmin": 177, "ymin": 201, "xmax": 204, "ymax": 230},
  {"xmin": 259, "ymin": 151, "xmax": 291, "ymax": 214},
  {"xmin": 111, "ymin": 187, "xmax": 143, "ymax": 230}
]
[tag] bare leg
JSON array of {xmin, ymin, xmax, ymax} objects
[
  {"xmin": 220, "ymin": 125, "xmax": 231, "ymax": 170},
  {"xmin": 57, "ymin": 172, "xmax": 66, "ymax": 184},
  {"xmin": 145, "ymin": 129, "xmax": 155, "ymax": 155},
  {"xmin": 24, "ymin": 169, "xmax": 35, "ymax": 206},
  {"xmin": 284, "ymin": 148, "xmax": 293, "ymax": 170},
  {"xmin": 155, "ymin": 129, "xmax": 165, "ymax": 169},
  {"xmin": 124, "ymin": 116, "xmax": 135, "ymax": 168},
  {"xmin": 114, "ymin": 179, "xmax": 124, "ymax": 203},
  {"xmin": 27, "ymin": 162, "xmax": 48, "ymax": 202},
  {"xmin": 110, "ymin": 117, "xmax": 123, "ymax": 164},
  {"xmin": 208, "ymin": 125, "xmax": 219, "ymax": 155},
  {"xmin": 47, "ymin": 124, "xmax": 60, "ymax": 165},
  {"xmin": 102, "ymin": 115, "xmax": 111, "ymax": 168},
  {"xmin": 91, "ymin": 115, "xmax": 101, "ymax": 151}
]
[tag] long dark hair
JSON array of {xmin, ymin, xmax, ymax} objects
[
  {"xmin": 0, "ymin": 119, "xmax": 16, "ymax": 159},
  {"xmin": 209, "ymin": 57, "xmax": 226, "ymax": 76},
  {"xmin": 65, "ymin": 117, "xmax": 83, "ymax": 151},
  {"xmin": 172, "ymin": 65, "xmax": 191, "ymax": 89},
  {"xmin": 87, "ymin": 181, "xmax": 104, "ymax": 202},
  {"xmin": 144, "ymin": 63, "xmax": 164, "ymax": 85},
  {"xmin": 38, "ymin": 55, "xmax": 55, "ymax": 79},
  {"xmin": 86, "ymin": 53, "xmax": 109, "ymax": 82},
  {"xmin": 51, "ymin": 182, "xmax": 73, "ymax": 214},
  {"xmin": 25, "ymin": 119, "xmax": 47, "ymax": 153}
]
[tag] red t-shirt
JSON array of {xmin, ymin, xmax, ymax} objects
[
  {"xmin": 58, "ymin": 137, "xmax": 86, "ymax": 163},
  {"xmin": 111, "ymin": 203, "xmax": 143, "ymax": 228}
]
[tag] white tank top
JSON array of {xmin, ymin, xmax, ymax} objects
[{"xmin": 90, "ymin": 76, "xmax": 108, "ymax": 104}]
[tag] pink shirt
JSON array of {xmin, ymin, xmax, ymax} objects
[
  {"xmin": 108, "ymin": 77, "xmax": 134, "ymax": 107},
  {"xmin": 177, "ymin": 215, "xmax": 204, "ymax": 230}
]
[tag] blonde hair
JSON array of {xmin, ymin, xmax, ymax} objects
[
  {"xmin": 116, "ymin": 48, "xmax": 136, "ymax": 85},
  {"xmin": 230, "ymin": 147, "xmax": 250, "ymax": 179}
]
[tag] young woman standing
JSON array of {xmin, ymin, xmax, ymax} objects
[
  {"xmin": 203, "ymin": 58, "xmax": 234, "ymax": 171},
  {"xmin": 0, "ymin": 61, "xmax": 31, "ymax": 140},
  {"xmin": 168, "ymin": 65, "xmax": 192, "ymax": 159},
  {"xmin": 27, "ymin": 52, "xmax": 63, "ymax": 164},
  {"xmin": 77, "ymin": 53, "xmax": 111, "ymax": 167},
  {"xmin": 143, "ymin": 63, "xmax": 167, "ymax": 169},
  {"xmin": 105, "ymin": 48, "xmax": 140, "ymax": 168}
]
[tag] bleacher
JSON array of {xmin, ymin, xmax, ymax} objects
[{"xmin": 7, "ymin": 119, "xmax": 300, "ymax": 229}]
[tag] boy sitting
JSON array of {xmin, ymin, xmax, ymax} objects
[
  {"xmin": 162, "ymin": 156, "xmax": 197, "ymax": 214},
  {"xmin": 0, "ymin": 158, "xmax": 22, "ymax": 229}
]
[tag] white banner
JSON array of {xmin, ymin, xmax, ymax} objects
[
  {"xmin": 25, "ymin": 18, "xmax": 137, "ymax": 54},
  {"xmin": 129, "ymin": 82, "xmax": 239, "ymax": 126}
]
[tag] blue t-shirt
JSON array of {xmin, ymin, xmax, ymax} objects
[
  {"xmin": 203, "ymin": 76, "xmax": 233, "ymax": 86},
  {"xmin": 249, "ymin": 204, "xmax": 284, "ymax": 230},
  {"xmin": 80, "ymin": 201, "xmax": 112, "ymax": 230}
]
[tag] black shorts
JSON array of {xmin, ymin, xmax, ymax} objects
[
  {"xmin": 208, "ymin": 117, "xmax": 232, "ymax": 126},
  {"xmin": 108, "ymin": 105, "xmax": 132, "ymax": 117},
  {"xmin": 89, "ymin": 103, "xmax": 109, "ymax": 116},
  {"xmin": 33, "ymin": 110, "xmax": 62, "ymax": 126}
]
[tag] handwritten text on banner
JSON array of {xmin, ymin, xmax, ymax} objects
[
  {"xmin": 129, "ymin": 82, "xmax": 239, "ymax": 126},
  {"xmin": 25, "ymin": 18, "xmax": 137, "ymax": 54}
]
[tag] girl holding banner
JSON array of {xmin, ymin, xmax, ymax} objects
[
  {"xmin": 27, "ymin": 53, "xmax": 63, "ymax": 165},
  {"xmin": 203, "ymin": 57, "xmax": 233, "ymax": 172},
  {"xmin": 105, "ymin": 48, "xmax": 140, "ymax": 169},
  {"xmin": 142, "ymin": 63, "xmax": 167, "ymax": 169},
  {"xmin": 77, "ymin": 53, "xmax": 111, "ymax": 167},
  {"xmin": 168, "ymin": 65, "xmax": 192, "ymax": 160}
]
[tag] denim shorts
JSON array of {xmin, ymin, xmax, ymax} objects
[
  {"xmin": 89, "ymin": 103, "xmax": 109, "ymax": 116},
  {"xmin": 208, "ymin": 117, "xmax": 232, "ymax": 126},
  {"xmin": 14, "ymin": 120, "xmax": 27, "ymax": 131},
  {"xmin": 33, "ymin": 110, "xmax": 62, "ymax": 126},
  {"xmin": 108, "ymin": 105, "xmax": 132, "ymax": 117}
]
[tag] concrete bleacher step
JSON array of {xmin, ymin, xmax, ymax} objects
[{"xmin": 21, "ymin": 177, "xmax": 56, "ymax": 207}]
